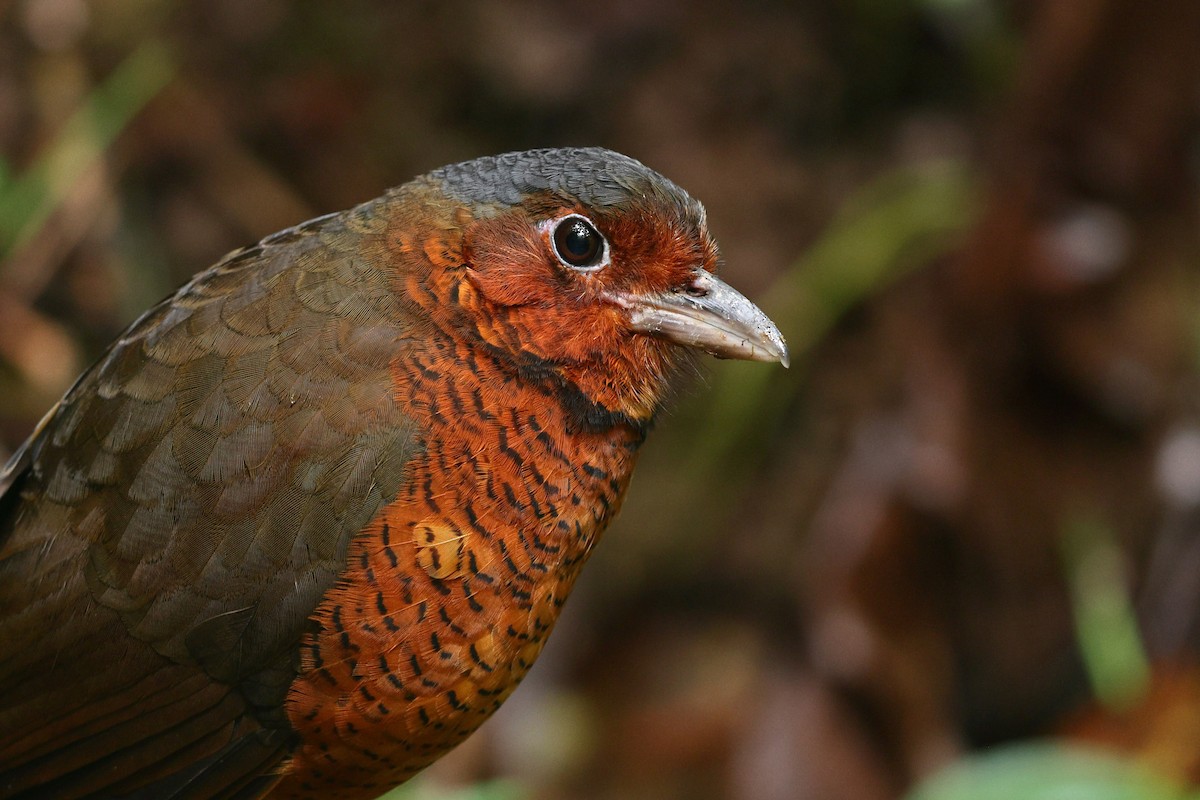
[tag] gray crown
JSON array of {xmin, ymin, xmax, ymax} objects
[{"xmin": 431, "ymin": 147, "xmax": 700, "ymax": 215}]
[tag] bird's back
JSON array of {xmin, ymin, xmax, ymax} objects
[{"xmin": 0, "ymin": 204, "xmax": 418, "ymax": 799}]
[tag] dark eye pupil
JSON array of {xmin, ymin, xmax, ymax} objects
[{"xmin": 553, "ymin": 217, "xmax": 603, "ymax": 268}]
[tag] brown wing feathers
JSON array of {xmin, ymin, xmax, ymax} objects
[{"xmin": 0, "ymin": 207, "xmax": 418, "ymax": 798}]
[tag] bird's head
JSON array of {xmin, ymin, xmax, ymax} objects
[{"xmin": 397, "ymin": 148, "xmax": 787, "ymax": 425}]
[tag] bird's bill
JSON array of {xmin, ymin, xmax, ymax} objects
[{"xmin": 614, "ymin": 270, "xmax": 789, "ymax": 367}]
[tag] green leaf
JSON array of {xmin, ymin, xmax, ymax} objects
[
  {"xmin": 1060, "ymin": 510, "xmax": 1151, "ymax": 711},
  {"xmin": 906, "ymin": 742, "xmax": 1190, "ymax": 800},
  {"xmin": 377, "ymin": 778, "xmax": 528, "ymax": 800},
  {"xmin": 0, "ymin": 39, "xmax": 175, "ymax": 256}
]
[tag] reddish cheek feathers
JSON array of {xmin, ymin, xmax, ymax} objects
[
  {"xmin": 458, "ymin": 220, "xmax": 623, "ymax": 364},
  {"xmin": 384, "ymin": 206, "xmax": 692, "ymax": 419},
  {"xmin": 461, "ymin": 216, "xmax": 563, "ymax": 307},
  {"xmin": 597, "ymin": 210, "xmax": 716, "ymax": 293}
]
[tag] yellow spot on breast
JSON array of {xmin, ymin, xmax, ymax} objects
[{"xmin": 414, "ymin": 520, "xmax": 467, "ymax": 580}]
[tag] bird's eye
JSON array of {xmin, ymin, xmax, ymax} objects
[{"xmin": 551, "ymin": 215, "xmax": 606, "ymax": 269}]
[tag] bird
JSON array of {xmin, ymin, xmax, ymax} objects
[{"xmin": 0, "ymin": 147, "xmax": 787, "ymax": 799}]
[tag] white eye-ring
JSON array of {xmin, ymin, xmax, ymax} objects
[{"xmin": 541, "ymin": 214, "xmax": 610, "ymax": 271}]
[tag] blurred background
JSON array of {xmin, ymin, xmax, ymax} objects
[{"xmin": 3, "ymin": 1, "xmax": 1200, "ymax": 798}]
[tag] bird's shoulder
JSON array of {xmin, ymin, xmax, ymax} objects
[{"xmin": 1, "ymin": 200, "xmax": 425, "ymax": 706}]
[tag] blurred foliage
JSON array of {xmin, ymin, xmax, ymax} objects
[
  {"xmin": 1061, "ymin": 511, "xmax": 1152, "ymax": 712},
  {"xmin": 0, "ymin": 39, "xmax": 173, "ymax": 253},
  {"xmin": 906, "ymin": 743, "xmax": 1194, "ymax": 800},
  {"xmin": 692, "ymin": 160, "xmax": 978, "ymax": 498},
  {"xmin": 382, "ymin": 778, "xmax": 529, "ymax": 800}
]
